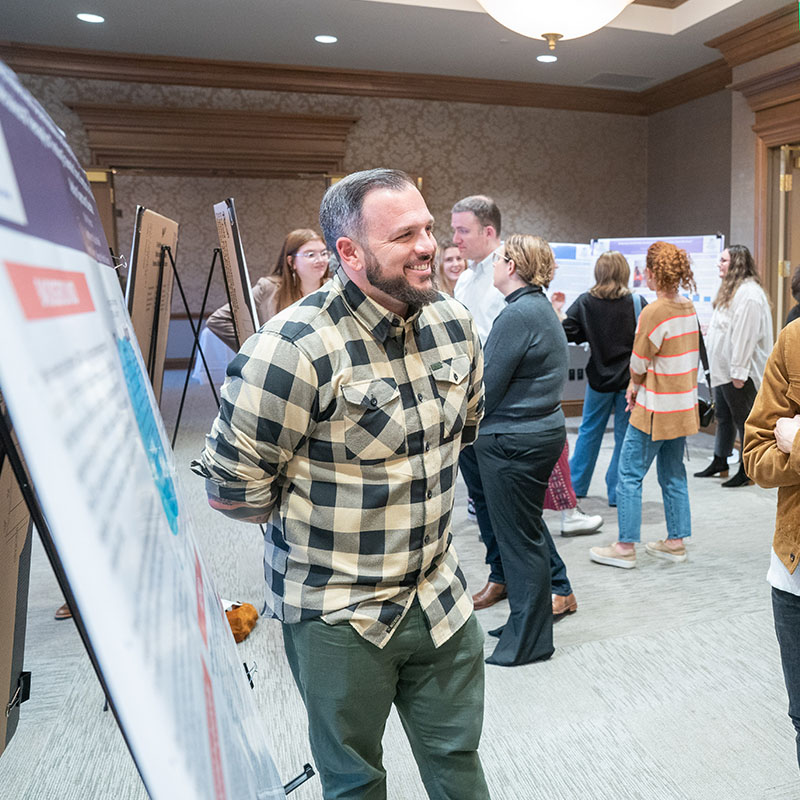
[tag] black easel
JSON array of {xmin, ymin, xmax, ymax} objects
[
  {"xmin": 169, "ymin": 246, "xmax": 240, "ymax": 447},
  {"xmin": 0, "ymin": 400, "xmax": 127, "ymax": 754}
]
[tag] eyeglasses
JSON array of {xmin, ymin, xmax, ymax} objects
[
  {"xmin": 295, "ymin": 250, "xmax": 330, "ymax": 261},
  {"xmin": 492, "ymin": 252, "xmax": 511, "ymax": 264}
]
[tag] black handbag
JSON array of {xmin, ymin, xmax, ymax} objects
[{"xmin": 697, "ymin": 323, "xmax": 715, "ymax": 428}]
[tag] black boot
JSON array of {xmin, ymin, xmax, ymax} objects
[
  {"xmin": 722, "ymin": 461, "xmax": 751, "ymax": 487},
  {"xmin": 694, "ymin": 455, "xmax": 729, "ymax": 478}
]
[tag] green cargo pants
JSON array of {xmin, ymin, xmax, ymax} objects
[{"xmin": 282, "ymin": 604, "xmax": 489, "ymax": 800}]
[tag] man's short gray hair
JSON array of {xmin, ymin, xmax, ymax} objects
[
  {"xmin": 451, "ymin": 195, "xmax": 501, "ymax": 237},
  {"xmin": 319, "ymin": 168, "xmax": 415, "ymax": 253}
]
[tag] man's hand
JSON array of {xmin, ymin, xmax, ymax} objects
[
  {"xmin": 775, "ymin": 415, "xmax": 800, "ymax": 454},
  {"xmin": 732, "ymin": 378, "xmax": 745, "ymax": 389}
]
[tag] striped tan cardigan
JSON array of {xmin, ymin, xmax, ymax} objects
[{"xmin": 629, "ymin": 297, "xmax": 700, "ymax": 441}]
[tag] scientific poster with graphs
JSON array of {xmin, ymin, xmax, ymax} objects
[
  {"xmin": 0, "ymin": 62, "xmax": 284, "ymax": 799},
  {"xmin": 125, "ymin": 206, "xmax": 178, "ymax": 404},
  {"xmin": 213, "ymin": 198, "xmax": 259, "ymax": 351},
  {"xmin": 592, "ymin": 234, "xmax": 724, "ymax": 331}
]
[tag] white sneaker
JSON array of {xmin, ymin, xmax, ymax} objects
[{"xmin": 561, "ymin": 506, "xmax": 603, "ymax": 537}]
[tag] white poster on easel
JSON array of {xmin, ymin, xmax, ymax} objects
[
  {"xmin": 591, "ymin": 234, "xmax": 724, "ymax": 331},
  {"xmin": 0, "ymin": 62, "xmax": 284, "ymax": 799},
  {"xmin": 213, "ymin": 199, "xmax": 259, "ymax": 351}
]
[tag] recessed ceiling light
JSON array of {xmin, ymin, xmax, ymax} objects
[
  {"xmin": 537, "ymin": 54, "xmax": 558, "ymax": 63},
  {"xmin": 77, "ymin": 13, "xmax": 105, "ymax": 23},
  {"xmin": 314, "ymin": 34, "xmax": 338, "ymax": 44}
]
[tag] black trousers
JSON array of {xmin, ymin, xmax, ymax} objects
[
  {"xmin": 474, "ymin": 426, "xmax": 566, "ymax": 667},
  {"xmin": 713, "ymin": 378, "xmax": 757, "ymax": 460}
]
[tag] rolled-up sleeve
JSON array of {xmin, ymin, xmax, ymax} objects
[{"xmin": 192, "ymin": 331, "xmax": 317, "ymax": 516}]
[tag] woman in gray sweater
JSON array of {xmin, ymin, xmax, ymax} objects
[{"xmin": 473, "ymin": 234, "xmax": 569, "ymax": 667}]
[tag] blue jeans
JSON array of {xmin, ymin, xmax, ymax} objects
[
  {"xmin": 570, "ymin": 385, "xmax": 629, "ymax": 505},
  {"xmin": 773, "ymin": 587, "xmax": 800, "ymax": 770},
  {"xmin": 616, "ymin": 424, "xmax": 691, "ymax": 543}
]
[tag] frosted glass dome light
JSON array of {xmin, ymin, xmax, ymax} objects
[{"xmin": 475, "ymin": 0, "xmax": 635, "ymax": 48}]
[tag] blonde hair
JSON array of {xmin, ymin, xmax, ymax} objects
[
  {"xmin": 646, "ymin": 241, "xmax": 696, "ymax": 294},
  {"xmin": 504, "ymin": 234, "xmax": 556, "ymax": 288},
  {"xmin": 434, "ymin": 239, "xmax": 464, "ymax": 296},
  {"xmin": 590, "ymin": 251, "xmax": 631, "ymax": 300}
]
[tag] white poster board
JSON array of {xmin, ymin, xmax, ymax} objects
[
  {"xmin": 592, "ymin": 234, "xmax": 724, "ymax": 332},
  {"xmin": 125, "ymin": 207, "xmax": 179, "ymax": 404},
  {"xmin": 0, "ymin": 62, "xmax": 284, "ymax": 799},
  {"xmin": 549, "ymin": 242, "xmax": 595, "ymax": 312},
  {"xmin": 213, "ymin": 199, "xmax": 259, "ymax": 351}
]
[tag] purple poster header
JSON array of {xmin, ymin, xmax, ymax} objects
[{"xmin": 0, "ymin": 62, "xmax": 111, "ymax": 267}]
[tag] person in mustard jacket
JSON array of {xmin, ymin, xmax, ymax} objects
[{"xmin": 743, "ymin": 319, "xmax": 800, "ymax": 769}]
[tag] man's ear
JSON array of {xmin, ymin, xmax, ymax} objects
[
  {"xmin": 337, "ymin": 237, "xmax": 362, "ymax": 271},
  {"xmin": 484, "ymin": 225, "xmax": 497, "ymax": 241}
]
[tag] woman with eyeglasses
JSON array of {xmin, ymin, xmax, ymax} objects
[
  {"xmin": 207, "ymin": 227, "xmax": 330, "ymax": 350},
  {"xmin": 472, "ymin": 235, "xmax": 569, "ymax": 666}
]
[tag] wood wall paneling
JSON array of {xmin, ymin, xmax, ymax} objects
[{"xmin": 68, "ymin": 104, "xmax": 358, "ymax": 176}]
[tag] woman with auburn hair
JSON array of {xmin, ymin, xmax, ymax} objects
[
  {"xmin": 473, "ymin": 234, "xmax": 573, "ymax": 665},
  {"xmin": 207, "ymin": 227, "xmax": 330, "ymax": 350},
  {"xmin": 563, "ymin": 250, "xmax": 647, "ymax": 507},
  {"xmin": 435, "ymin": 239, "xmax": 466, "ymax": 296},
  {"xmin": 590, "ymin": 241, "xmax": 699, "ymax": 569},
  {"xmin": 694, "ymin": 244, "xmax": 772, "ymax": 487}
]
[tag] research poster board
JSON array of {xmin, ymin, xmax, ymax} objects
[
  {"xmin": 592, "ymin": 235, "xmax": 724, "ymax": 331},
  {"xmin": 125, "ymin": 207, "xmax": 179, "ymax": 404},
  {"xmin": 549, "ymin": 242, "xmax": 595, "ymax": 312},
  {"xmin": 213, "ymin": 199, "xmax": 259, "ymax": 351},
  {"xmin": 0, "ymin": 63, "xmax": 284, "ymax": 799},
  {"xmin": 548, "ymin": 243, "xmax": 594, "ymax": 403}
]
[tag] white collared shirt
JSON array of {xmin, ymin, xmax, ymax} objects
[
  {"xmin": 706, "ymin": 280, "xmax": 773, "ymax": 389},
  {"xmin": 454, "ymin": 251, "xmax": 506, "ymax": 346}
]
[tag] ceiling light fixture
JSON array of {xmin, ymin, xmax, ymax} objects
[
  {"xmin": 76, "ymin": 12, "xmax": 105, "ymax": 23},
  {"xmin": 314, "ymin": 34, "xmax": 338, "ymax": 44},
  {"xmin": 475, "ymin": 1, "xmax": 634, "ymax": 50},
  {"xmin": 537, "ymin": 54, "xmax": 557, "ymax": 63}
]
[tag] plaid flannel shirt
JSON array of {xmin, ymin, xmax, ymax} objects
[{"xmin": 194, "ymin": 269, "xmax": 484, "ymax": 648}]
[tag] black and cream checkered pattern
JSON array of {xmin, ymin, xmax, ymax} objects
[{"xmin": 195, "ymin": 270, "xmax": 484, "ymax": 648}]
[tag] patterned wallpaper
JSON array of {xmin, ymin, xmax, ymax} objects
[{"xmin": 19, "ymin": 73, "xmax": 648, "ymax": 312}]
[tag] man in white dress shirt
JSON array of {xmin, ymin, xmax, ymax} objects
[{"xmin": 451, "ymin": 196, "xmax": 508, "ymax": 609}]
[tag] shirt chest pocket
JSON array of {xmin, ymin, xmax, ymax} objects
[
  {"xmin": 430, "ymin": 355, "xmax": 470, "ymax": 440},
  {"xmin": 341, "ymin": 378, "xmax": 407, "ymax": 461}
]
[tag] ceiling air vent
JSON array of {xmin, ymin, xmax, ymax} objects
[{"xmin": 583, "ymin": 73, "xmax": 655, "ymax": 90}]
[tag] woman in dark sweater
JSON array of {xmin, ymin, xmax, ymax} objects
[
  {"xmin": 562, "ymin": 251, "xmax": 646, "ymax": 506},
  {"xmin": 473, "ymin": 234, "xmax": 569, "ymax": 667}
]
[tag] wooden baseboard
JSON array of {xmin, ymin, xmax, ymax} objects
[{"xmin": 562, "ymin": 400, "xmax": 584, "ymax": 418}]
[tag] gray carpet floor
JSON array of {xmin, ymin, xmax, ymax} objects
[{"xmin": 1, "ymin": 371, "xmax": 798, "ymax": 799}]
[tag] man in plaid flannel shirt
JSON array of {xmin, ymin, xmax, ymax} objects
[{"xmin": 195, "ymin": 169, "xmax": 490, "ymax": 799}]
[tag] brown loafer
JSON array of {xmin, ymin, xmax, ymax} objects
[
  {"xmin": 54, "ymin": 602, "xmax": 72, "ymax": 620},
  {"xmin": 471, "ymin": 581, "xmax": 507, "ymax": 610},
  {"xmin": 552, "ymin": 593, "xmax": 578, "ymax": 618}
]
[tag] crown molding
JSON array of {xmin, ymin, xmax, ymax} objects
[
  {"xmin": 68, "ymin": 103, "xmax": 358, "ymax": 176},
  {"xmin": 639, "ymin": 58, "xmax": 731, "ymax": 114},
  {"xmin": 0, "ymin": 41, "xmax": 730, "ymax": 117},
  {"xmin": 705, "ymin": 3, "xmax": 800, "ymax": 68},
  {"xmin": 0, "ymin": 41, "xmax": 647, "ymax": 115},
  {"xmin": 731, "ymin": 62, "xmax": 800, "ymax": 113}
]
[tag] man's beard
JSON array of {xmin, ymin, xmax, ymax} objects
[{"xmin": 363, "ymin": 249, "xmax": 440, "ymax": 308}]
